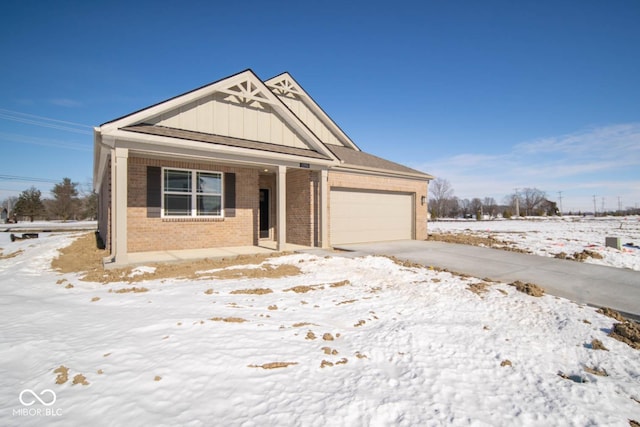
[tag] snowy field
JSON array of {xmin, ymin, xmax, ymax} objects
[
  {"xmin": 1, "ymin": 229, "xmax": 640, "ymax": 426},
  {"xmin": 429, "ymin": 216, "xmax": 640, "ymax": 271}
]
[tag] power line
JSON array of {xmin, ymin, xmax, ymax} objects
[
  {"xmin": 0, "ymin": 108, "xmax": 92, "ymax": 135},
  {"xmin": 0, "ymin": 174, "xmax": 60, "ymax": 184}
]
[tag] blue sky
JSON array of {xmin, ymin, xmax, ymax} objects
[{"xmin": 1, "ymin": 0, "xmax": 639, "ymax": 213}]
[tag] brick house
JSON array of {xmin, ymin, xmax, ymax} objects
[{"xmin": 93, "ymin": 69, "xmax": 433, "ymax": 266}]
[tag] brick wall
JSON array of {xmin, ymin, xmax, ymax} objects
[
  {"xmin": 328, "ymin": 170, "xmax": 428, "ymax": 240},
  {"xmin": 285, "ymin": 169, "xmax": 318, "ymax": 246},
  {"xmin": 127, "ymin": 156, "xmax": 259, "ymax": 253}
]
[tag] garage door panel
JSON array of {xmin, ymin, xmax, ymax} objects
[{"xmin": 330, "ymin": 190, "xmax": 413, "ymax": 245}]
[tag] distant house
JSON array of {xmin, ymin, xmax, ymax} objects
[{"xmin": 93, "ymin": 69, "xmax": 433, "ymax": 266}]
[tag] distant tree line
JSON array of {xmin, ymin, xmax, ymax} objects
[
  {"xmin": 429, "ymin": 178, "xmax": 559, "ymax": 219},
  {"xmin": 1, "ymin": 178, "xmax": 97, "ymax": 223}
]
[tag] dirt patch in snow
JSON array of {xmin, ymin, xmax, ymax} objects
[
  {"xmin": 329, "ymin": 280, "xmax": 351, "ymax": 288},
  {"xmin": 590, "ymin": 339, "xmax": 609, "ymax": 351},
  {"xmin": 0, "ymin": 249, "xmax": 24, "ymax": 260},
  {"xmin": 554, "ymin": 250, "xmax": 604, "ymax": 262},
  {"xmin": 285, "ymin": 284, "xmax": 324, "ymax": 293},
  {"xmin": 210, "ymin": 317, "xmax": 248, "ymax": 323},
  {"xmin": 597, "ymin": 307, "xmax": 627, "ymax": 322},
  {"xmin": 467, "ymin": 282, "xmax": 491, "ymax": 295},
  {"xmin": 428, "ymin": 233, "xmax": 530, "ymax": 254},
  {"xmin": 610, "ymin": 322, "xmax": 640, "ymax": 350},
  {"xmin": 509, "ymin": 280, "xmax": 545, "ymax": 297},
  {"xmin": 111, "ymin": 286, "xmax": 149, "ymax": 293},
  {"xmin": 584, "ymin": 366, "xmax": 608, "ymax": 376},
  {"xmin": 230, "ymin": 288, "xmax": 273, "ymax": 295},
  {"xmin": 51, "ymin": 232, "xmax": 299, "ymax": 283},
  {"xmin": 54, "ymin": 366, "xmax": 69, "ymax": 384},
  {"xmin": 385, "ymin": 256, "xmax": 428, "ymax": 269},
  {"xmin": 209, "ymin": 264, "xmax": 300, "ymax": 280},
  {"xmin": 72, "ymin": 374, "xmax": 89, "ymax": 386},
  {"xmin": 573, "ymin": 250, "xmax": 604, "ymax": 261},
  {"xmin": 248, "ymin": 362, "xmax": 298, "ymax": 369},
  {"xmin": 52, "ymin": 233, "xmax": 108, "ymax": 276}
]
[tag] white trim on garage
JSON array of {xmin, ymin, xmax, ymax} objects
[{"xmin": 330, "ymin": 188, "xmax": 414, "ymax": 245}]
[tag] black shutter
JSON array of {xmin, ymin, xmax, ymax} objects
[
  {"xmin": 147, "ymin": 166, "xmax": 161, "ymax": 218},
  {"xmin": 224, "ymin": 173, "xmax": 236, "ymax": 217}
]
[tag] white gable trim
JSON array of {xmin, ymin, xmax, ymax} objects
[
  {"xmin": 98, "ymin": 70, "xmax": 339, "ymax": 161},
  {"xmin": 265, "ymin": 72, "xmax": 360, "ymax": 151}
]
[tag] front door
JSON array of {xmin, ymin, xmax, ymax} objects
[{"xmin": 259, "ymin": 189, "xmax": 269, "ymax": 239}]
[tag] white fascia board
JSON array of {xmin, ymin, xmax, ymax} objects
[
  {"xmin": 93, "ymin": 129, "xmax": 113, "ymax": 192},
  {"xmin": 332, "ymin": 164, "xmax": 434, "ymax": 182},
  {"xmin": 109, "ymin": 129, "xmax": 337, "ymax": 169},
  {"xmin": 98, "ymin": 70, "xmax": 338, "ymax": 163},
  {"xmin": 98, "ymin": 70, "xmax": 269, "ymax": 133}
]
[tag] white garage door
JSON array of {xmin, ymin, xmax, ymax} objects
[{"xmin": 330, "ymin": 189, "xmax": 414, "ymax": 245}]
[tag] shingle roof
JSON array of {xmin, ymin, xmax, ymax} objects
[
  {"xmin": 120, "ymin": 124, "xmax": 332, "ymax": 161},
  {"xmin": 327, "ymin": 145, "xmax": 432, "ymax": 179}
]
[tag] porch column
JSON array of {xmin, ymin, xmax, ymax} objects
[
  {"xmin": 112, "ymin": 147, "xmax": 129, "ymax": 265},
  {"xmin": 319, "ymin": 169, "xmax": 329, "ymax": 248},
  {"xmin": 276, "ymin": 165, "xmax": 287, "ymax": 251}
]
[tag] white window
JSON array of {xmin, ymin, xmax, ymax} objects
[{"xmin": 162, "ymin": 168, "xmax": 223, "ymax": 217}]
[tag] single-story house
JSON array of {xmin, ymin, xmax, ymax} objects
[{"xmin": 93, "ymin": 69, "xmax": 433, "ymax": 266}]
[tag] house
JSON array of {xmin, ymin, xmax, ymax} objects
[{"xmin": 93, "ymin": 69, "xmax": 433, "ymax": 266}]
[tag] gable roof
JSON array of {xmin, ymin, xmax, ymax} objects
[
  {"xmin": 98, "ymin": 69, "xmax": 338, "ymax": 162},
  {"xmin": 327, "ymin": 145, "xmax": 433, "ymax": 180},
  {"xmin": 95, "ymin": 69, "xmax": 432, "ymax": 184},
  {"xmin": 265, "ymin": 72, "xmax": 359, "ymax": 150}
]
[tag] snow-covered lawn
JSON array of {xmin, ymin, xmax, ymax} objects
[
  {"xmin": 1, "ymin": 230, "xmax": 639, "ymax": 426},
  {"xmin": 429, "ymin": 216, "xmax": 640, "ymax": 271}
]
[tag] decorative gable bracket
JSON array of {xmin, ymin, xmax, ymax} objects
[
  {"xmin": 217, "ymin": 79, "xmax": 276, "ymax": 108},
  {"xmin": 267, "ymin": 76, "xmax": 300, "ymax": 98}
]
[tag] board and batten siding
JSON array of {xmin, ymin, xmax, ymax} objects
[
  {"xmin": 276, "ymin": 95, "xmax": 343, "ymax": 146},
  {"xmin": 148, "ymin": 94, "xmax": 309, "ymax": 149}
]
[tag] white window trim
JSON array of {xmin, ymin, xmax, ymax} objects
[{"xmin": 161, "ymin": 167, "xmax": 224, "ymax": 218}]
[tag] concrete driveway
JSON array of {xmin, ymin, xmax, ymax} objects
[{"xmin": 335, "ymin": 240, "xmax": 640, "ymax": 320}]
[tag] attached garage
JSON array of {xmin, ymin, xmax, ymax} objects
[{"xmin": 330, "ymin": 188, "xmax": 414, "ymax": 245}]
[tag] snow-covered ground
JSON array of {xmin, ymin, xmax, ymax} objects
[
  {"xmin": 429, "ymin": 216, "xmax": 640, "ymax": 271},
  {"xmin": 1, "ymin": 228, "xmax": 639, "ymax": 426},
  {"xmin": 1, "ymin": 220, "xmax": 97, "ymax": 231}
]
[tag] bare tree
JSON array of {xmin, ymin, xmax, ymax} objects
[
  {"xmin": 504, "ymin": 188, "xmax": 547, "ymax": 216},
  {"xmin": 470, "ymin": 198, "xmax": 483, "ymax": 218},
  {"xmin": 459, "ymin": 198, "xmax": 471, "ymax": 218},
  {"xmin": 521, "ymin": 188, "xmax": 547, "ymax": 216},
  {"xmin": 429, "ymin": 178, "xmax": 455, "ymax": 219},
  {"xmin": 483, "ymin": 197, "xmax": 497, "ymax": 218},
  {"xmin": 446, "ymin": 196, "xmax": 460, "ymax": 218}
]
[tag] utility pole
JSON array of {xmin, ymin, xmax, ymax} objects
[
  {"xmin": 514, "ymin": 188, "xmax": 520, "ymax": 217},
  {"xmin": 601, "ymin": 197, "xmax": 605, "ymax": 215},
  {"xmin": 557, "ymin": 191, "xmax": 563, "ymax": 215},
  {"xmin": 592, "ymin": 195, "xmax": 597, "ymax": 217},
  {"xmin": 618, "ymin": 196, "xmax": 622, "ymax": 213}
]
